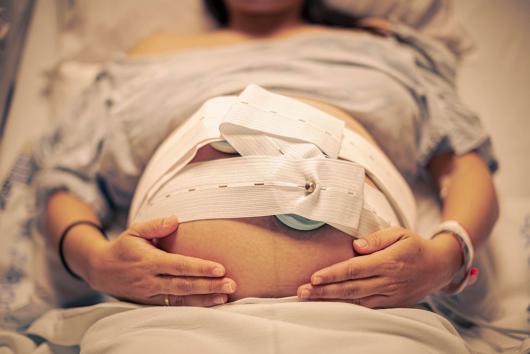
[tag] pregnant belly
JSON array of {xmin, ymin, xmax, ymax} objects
[
  {"xmin": 160, "ymin": 216, "xmax": 355, "ymax": 300},
  {"xmin": 159, "ymin": 97, "xmax": 383, "ymax": 301}
]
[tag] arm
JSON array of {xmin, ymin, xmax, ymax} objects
[
  {"xmin": 428, "ymin": 151, "xmax": 499, "ymax": 252},
  {"xmin": 46, "ymin": 191, "xmax": 105, "ymax": 282},
  {"xmin": 297, "ymin": 152, "xmax": 499, "ymax": 307},
  {"xmin": 46, "ymin": 191, "xmax": 236, "ymax": 306}
]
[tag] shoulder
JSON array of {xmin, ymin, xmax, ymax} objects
[
  {"xmin": 127, "ymin": 32, "xmax": 195, "ymax": 57},
  {"xmin": 127, "ymin": 31, "xmax": 243, "ymax": 58}
]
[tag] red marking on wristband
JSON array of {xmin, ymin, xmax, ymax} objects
[{"xmin": 469, "ymin": 267, "xmax": 479, "ymax": 285}]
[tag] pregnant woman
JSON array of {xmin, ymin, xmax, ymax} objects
[{"xmin": 42, "ymin": 0, "xmax": 498, "ymax": 308}]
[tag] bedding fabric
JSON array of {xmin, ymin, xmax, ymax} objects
[
  {"xmin": 25, "ymin": 299, "xmax": 471, "ymax": 354},
  {"xmin": 324, "ymin": 0, "xmax": 474, "ymax": 58}
]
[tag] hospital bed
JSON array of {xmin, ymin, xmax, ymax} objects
[{"xmin": 0, "ymin": 0, "xmax": 529, "ymax": 353}]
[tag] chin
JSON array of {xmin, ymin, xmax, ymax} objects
[{"xmin": 227, "ymin": 0, "xmax": 303, "ymax": 14}]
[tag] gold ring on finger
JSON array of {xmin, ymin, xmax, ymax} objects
[{"xmin": 173, "ymin": 295, "xmax": 184, "ymax": 306}]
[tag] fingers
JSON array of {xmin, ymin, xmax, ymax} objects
[
  {"xmin": 357, "ymin": 295, "xmax": 396, "ymax": 309},
  {"xmin": 149, "ymin": 293, "xmax": 229, "ymax": 307},
  {"xmin": 156, "ymin": 276, "xmax": 237, "ymax": 296},
  {"xmin": 310, "ymin": 253, "xmax": 385, "ymax": 285},
  {"xmin": 298, "ymin": 277, "xmax": 387, "ymax": 301},
  {"xmin": 128, "ymin": 216, "xmax": 179, "ymax": 239},
  {"xmin": 153, "ymin": 252, "xmax": 226, "ymax": 277},
  {"xmin": 353, "ymin": 226, "xmax": 407, "ymax": 255},
  {"xmin": 297, "ymin": 281, "xmax": 396, "ymax": 308}
]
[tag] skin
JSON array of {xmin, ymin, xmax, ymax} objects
[
  {"xmin": 46, "ymin": 1, "xmax": 499, "ymax": 307},
  {"xmin": 298, "ymin": 152, "xmax": 498, "ymax": 306},
  {"xmin": 226, "ymin": 0, "xmax": 305, "ymax": 36}
]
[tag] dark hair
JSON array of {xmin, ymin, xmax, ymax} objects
[{"xmin": 203, "ymin": 0, "xmax": 362, "ymax": 28}]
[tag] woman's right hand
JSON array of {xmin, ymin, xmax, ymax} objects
[{"xmin": 83, "ymin": 217, "xmax": 237, "ymax": 306}]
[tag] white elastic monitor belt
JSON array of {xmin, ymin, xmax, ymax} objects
[{"xmin": 129, "ymin": 85, "xmax": 417, "ymax": 237}]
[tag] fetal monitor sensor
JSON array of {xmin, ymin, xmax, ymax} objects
[
  {"xmin": 209, "ymin": 140, "xmax": 238, "ymax": 154},
  {"xmin": 209, "ymin": 139, "xmax": 326, "ymax": 231},
  {"xmin": 130, "ymin": 85, "xmax": 415, "ymax": 238}
]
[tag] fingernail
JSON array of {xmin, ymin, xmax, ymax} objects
[
  {"xmin": 299, "ymin": 289, "xmax": 311, "ymax": 300},
  {"xmin": 212, "ymin": 267, "xmax": 225, "ymax": 276},
  {"xmin": 312, "ymin": 275, "xmax": 322, "ymax": 285},
  {"xmin": 167, "ymin": 215, "xmax": 179, "ymax": 222},
  {"xmin": 163, "ymin": 216, "xmax": 179, "ymax": 226},
  {"xmin": 222, "ymin": 281, "xmax": 234, "ymax": 293},
  {"xmin": 214, "ymin": 295, "xmax": 226, "ymax": 305},
  {"xmin": 354, "ymin": 239, "xmax": 368, "ymax": 248}
]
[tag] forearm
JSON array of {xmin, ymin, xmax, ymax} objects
[
  {"xmin": 46, "ymin": 191, "xmax": 108, "ymax": 280},
  {"xmin": 432, "ymin": 152, "xmax": 499, "ymax": 249},
  {"xmin": 426, "ymin": 151, "xmax": 499, "ymax": 286}
]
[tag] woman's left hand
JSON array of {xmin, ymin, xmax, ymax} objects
[{"xmin": 296, "ymin": 227, "xmax": 462, "ymax": 308}]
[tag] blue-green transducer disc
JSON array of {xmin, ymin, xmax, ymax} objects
[
  {"xmin": 275, "ymin": 214, "xmax": 325, "ymax": 231},
  {"xmin": 209, "ymin": 140, "xmax": 237, "ymax": 154}
]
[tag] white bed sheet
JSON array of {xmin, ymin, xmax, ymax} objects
[
  {"xmin": 451, "ymin": 3, "xmax": 530, "ymax": 348},
  {"xmin": 455, "ymin": 0, "xmax": 530, "ymax": 199},
  {"xmin": 0, "ymin": 0, "xmax": 529, "ymax": 353}
]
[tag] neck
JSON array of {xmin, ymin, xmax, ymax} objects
[{"xmin": 228, "ymin": 9, "xmax": 303, "ymax": 37}]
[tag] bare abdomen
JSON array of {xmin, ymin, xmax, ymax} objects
[{"xmin": 159, "ymin": 97, "xmax": 383, "ymax": 301}]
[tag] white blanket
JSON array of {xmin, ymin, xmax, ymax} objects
[{"xmin": 24, "ymin": 298, "xmax": 470, "ymax": 354}]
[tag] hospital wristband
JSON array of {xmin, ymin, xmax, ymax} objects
[
  {"xmin": 59, "ymin": 220, "xmax": 108, "ymax": 280},
  {"xmin": 429, "ymin": 220, "xmax": 477, "ymax": 295}
]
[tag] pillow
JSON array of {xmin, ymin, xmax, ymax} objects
[
  {"xmin": 49, "ymin": 0, "xmax": 211, "ymax": 114},
  {"xmin": 55, "ymin": 0, "xmax": 211, "ymax": 62},
  {"xmin": 323, "ymin": 0, "xmax": 474, "ymax": 58}
]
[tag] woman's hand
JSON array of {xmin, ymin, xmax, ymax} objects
[
  {"xmin": 296, "ymin": 226, "xmax": 462, "ymax": 308},
  {"xmin": 84, "ymin": 217, "xmax": 237, "ymax": 307}
]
